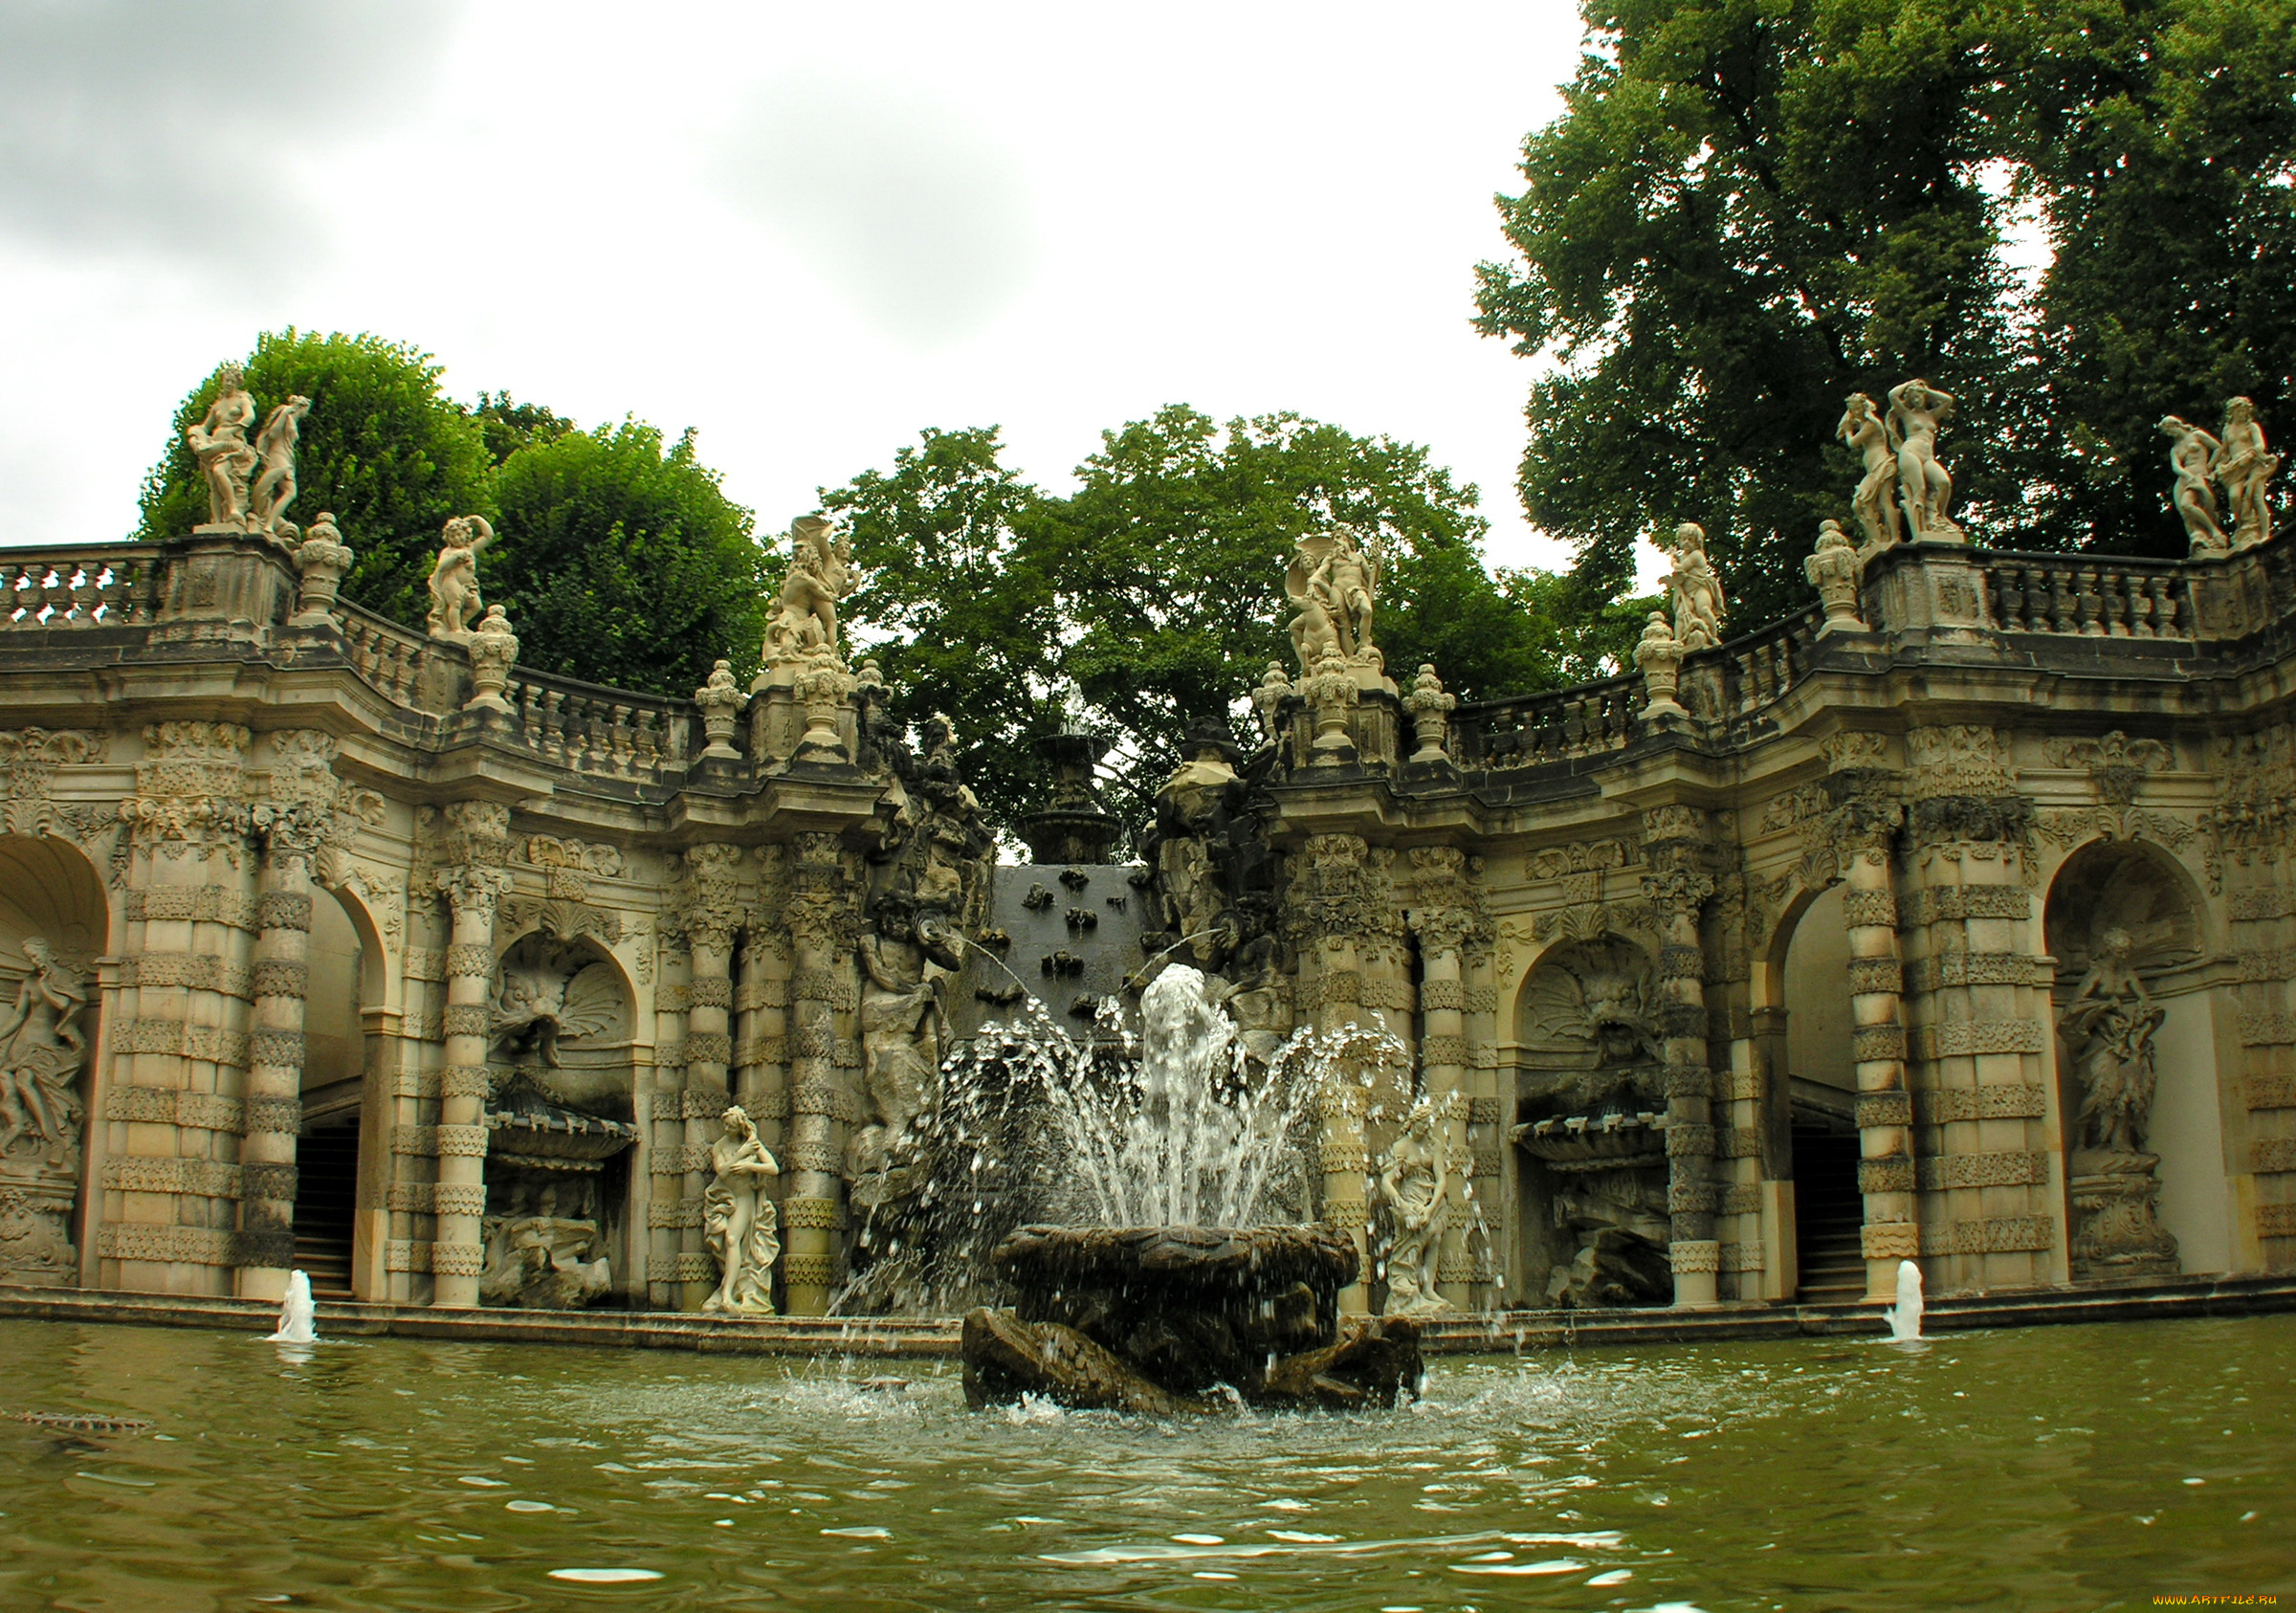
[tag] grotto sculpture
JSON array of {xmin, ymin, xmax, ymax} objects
[
  {"xmin": 702, "ymin": 1106, "xmax": 781, "ymax": 1315},
  {"xmin": 1377, "ymin": 1094, "xmax": 1452, "ymax": 1315},
  {"xmin": 2059, "ymin": 925, "xmax": 2178, "ymax": 1272},
  {"xmin": 1888, "ymin": 379, "xmax": 1960, "ymax": 541},
  {"xmin": 0, "ymin": 939, "xmax": 88, "ymax": 1163},
  {"xmin": 478, "ymin": 1182, "xmax": 613, "ymax": 1309},
  {"xmin": 426, "ymin": 516, "xmax": 496, "ymax": 640},
  {"xmin": 490, "ymin": 953, "xmax": 620, "ymax": 1069},
  {"xmin": 2160, "ymin": 415, "xmax": 2230, "ymax": 554},
  {"xmin": 2219, "ymin": 397, "xmax": 2279, "ymax": 550},
  {"xmin": 186, "ymin": 365, "xmax": 260, "ymax": 529},
  {"xmin": 246, "ymin": 395, "xmax": 311, "ymax": 539}
]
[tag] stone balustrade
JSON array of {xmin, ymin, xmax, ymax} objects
[
  {"xmin": 504, "ymin": 668, "xmax": 693, "ymax": 781},
  {"xmin": 1, "ymin": 545, "xmax": 161, "ymax": 630},
  {"xmin": 1978, "ymin": 553, "xmax": 2194, "ymax": 639},
  {"xmin": 1453, "ymin": 674, "xmax": 1638, "ymax": 770}
]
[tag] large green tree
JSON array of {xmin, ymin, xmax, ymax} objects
[
  {"xmin": 1475, "ymin": 0, "xmax": 2296, "ymax": 628},
  {"xmin": 489, "ymin": 422, "xmax": 767, "ymax": 696},
  {"xmin": 137, "ymin": 330, "xmax": 495, "ymax": 625}
]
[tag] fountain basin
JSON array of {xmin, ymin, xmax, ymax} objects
[{"xmin": 962, "ymin": 1224, "xmax": 1422, "ymax": 1412}]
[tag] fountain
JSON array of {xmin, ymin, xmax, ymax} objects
[
  {"xmin": 265, "ymin": 1271, "xmax": 319, "ymax": 1344},
  {"xmin": 1885, "ymin": 1257, "xmax": 1924, "ymax": 1342},
  {"xmin": 946, "ymin": 964, "xmax": 1425, "ymax": 1413}
]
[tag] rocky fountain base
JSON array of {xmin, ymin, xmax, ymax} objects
[{"xmin": 961, "ymin": 1224, "xmax": 1422, "ymax": 1414}]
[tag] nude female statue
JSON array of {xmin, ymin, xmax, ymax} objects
[
  {"xmin": 247, "ymin": 395, "xmax": 311, "ymax": 539},
  {"xmin": 1836, "ymin": 393, "xmax": 1902, "ymax": 549},
  {"xmin": 0, "ymin": 939, "xmax": 89, "ymax": 1157},
  {"xmin": 2218, "ymin": 397, "xmax": 2279, "ymax": 549},
  {"xmin": 2159, "ymin": 415, "xmax": 2229, "ymax": 553},
  {"xmin": 702, "ymin": 1106, "xmax": 781, "ymax": 1315},
  {"xmin": 1888, "ymin": 379, "xmax": 1959, "ymax": 540},
  {"xmin": 1377, "ymin": 1095, "xmax": 1450, "ymax": 1315},
  {"xmin": 186, "ymin": 365, "xmax": 259, "ymax": 528}
]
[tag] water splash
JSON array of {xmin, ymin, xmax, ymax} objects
[
  {"xmin": 265, "ymin": 1271, "xmax": 318, "ymax": 1344},
  {"xmin": 1885, "ymin": 1259, "xmax": 1924, "ymax": 1342}
]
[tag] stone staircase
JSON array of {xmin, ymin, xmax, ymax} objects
[
  {"xmin": 1792, "ymin": 1126, "xmax": 1866, "ymax": 1302},
  {"xmin": 292, "ymin": 1124, "xmax": 360, "ymax": 1299}
]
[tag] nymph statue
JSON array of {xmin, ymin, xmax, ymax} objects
[
  {"xmin": 1660, "ymin": 521, "xmax": 1725, "ymax": 652},
  {"xmin": 1887, "ymin": 379, "xmax": 1960, "ymax": 540},
  {"xmin": 2061, "ymin": 927, "xmax": 2165, "ymax": 1158},
  {"xmin": 1377, "ymin": 1095, "xmax": 1451, "ymax": 1316},
  {"xmin": 0, "ymin": 939, "xmax": 89, "ymax": 1161},
  {"xmin": 426, "ymin": 516, "xmax": 496, "ymax": 639},
  {"xmin": 247, "ymin": 395, "xmax": 312, "ymax": 539},
  {"xmin": 2218, "ymin": 397, "xmax": 2279, "ymax": 550},
  {"xmin": 186, "ymin": 365, "xmax": 259, "ymax": 529},
  {"xmin": 702, "ymin": 1106, "xmax": 781, "ymax": 1315},
  {"xmin": 2160, "ymin": 415, "xmax": 2229, "ymax": 554},
  {"xmin": 1836, "ymin": 392, "xmax": 1902, "ymax": 550}
]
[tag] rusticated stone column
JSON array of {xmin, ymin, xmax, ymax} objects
[
  {"xmin": 430, "ymin": 803, "xmax": 512, "ymax": 1308},
  {"xmin": 646, "ymin": 929, "xmax": 697, "ymax": 1309},
  {"xmin": 782, "ymin": 831, "xmax": 855, "ymax": 1315},
  {"xmin": 677, "ymin": 844, "xmax": 745, "ymax": 1311},
  {"xmin": 1460, "ymin": 936, "xmax": 1504, "ymax": 1306},
  {"xmin": 1844, "ymin": 833, "xmax": 1917, "ymax": 1297},
  {"xmin": 1642, "ymin": 806, "xmax": 1719, "ymax": 1309},
  {"xmin": 237, "ymin": 819, "xmax": 317, "ymax": 1299},
  {"xmin": 1406, "ymin": 847, "xmax": 1488, "ymax": 1309},
  {"xmin": 1290, "ymin": 833, "xmax": 1378, "ymax": 1313}
]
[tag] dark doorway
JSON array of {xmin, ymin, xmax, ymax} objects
[
  {"xmin": 1791, "ymin": 1108, "xmax": 1864, "ymax": 1303},
  {"xmin": 291, "ymin": 1121, "xmax": 359, "ymax": 1299}
]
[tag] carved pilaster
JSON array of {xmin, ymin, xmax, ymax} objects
[
  {"xmin": 783, "ymin": 830, "xmax": 856, "ymax": 1315},
  {"xmin": 430, "ymin": 809, "xmax": 510, "ymax": 1308},
  {"xmin": 1641, "ymin": 804, "xmax": 1718, "ymax": 1308}
]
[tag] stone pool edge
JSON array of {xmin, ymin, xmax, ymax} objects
[{"xmin": 2, "ymin": 1272, "xmax": 2293, "ymax": 1359}]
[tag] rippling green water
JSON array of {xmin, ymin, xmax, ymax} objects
[{"xmin": 0, "ymin": 1314, "xmax": 2288, "ymax": 1611}]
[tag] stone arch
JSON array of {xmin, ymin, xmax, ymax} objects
[
  {"xmin": 0, "ymin": 833, "xmax": 110, "ymax": 1290},
  {"xmin": 1760, "ymin": 877, "xmax": 1866, "ymax": 1302},
  {"xmin": 2043, "ymin": 837, "xmax": 2218, "ymax": 1275}
]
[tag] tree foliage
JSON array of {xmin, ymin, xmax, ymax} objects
[
  {"xmin": 1476, "ymin": 0, "xmax": 2296, "ymax": 629},
  {"xmin": 136, "ymin": 330, "xmax": 495, "ymax": 626},
  {"xmin": 489, "ymin": 422, "xmax": 767, "ymax": 696}
]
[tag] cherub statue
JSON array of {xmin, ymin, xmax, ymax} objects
[
  {"xmin": 2060, "ymin": 927, "xmax": 2166, "ymax": 1157},
  {"xmin": 1836, "ymin": 392, "xmax": 1902, "ymax": 550},
  {"xmin": 1378, "ymin": 1094, "xmax": 1452, "ymax": 1315},
  {"xmin": 186, "ymin": 365, "xmax": 260, "ymax": 529},
  {"xmin": 426, "ymin": 516, "xmax": 496, "ymax": 639},
  {"xmin": 0, "ymin": 939, "xmax": 89, "ymax": 1159},
  {"xmin": 1888, "ymin": 379, "xmax": 1960, "ymax": 540},
  {"xmin": 762, "ymin": 514, "xmax": 856, "ymax": 666},
  {"xmin": 1660, "ymin": 522, "xmax": 1725, "ymax": 652},
  {"xmin": 247, "ymin": 395, "xmax": 312, "ymax": 539},
  {"xmin": 2160, "ymin": 415, "xmax": 2229, "ymax": 554},
  {"xmin": 2218, "ymin": 397, "xmax": 2280, "ymax": 550}
]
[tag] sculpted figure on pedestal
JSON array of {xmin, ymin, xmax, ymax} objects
[
  {"xmin": 1837, "ymin": 392, "xmax": 1902, "ymax": 551},
  {"xmin": 1285, "ymin": 530, "xmax": 1380, "ymax": 670},
  {"xmin": 2061, "ymin": 927, "xmax": 2165, "ymax": 1158},
  {"xmin": 0, "ymin": 940, "xmax": 88, "ymax": 1164},
  {"xmin": 2218, "ymin": 397, "xmax": 2280, "ymax": 550},
  {"xmin": 186, "ymin": 365, "xmax": 259, "ymax": 529},
  {"xmin": 1659, "ymin": 522, "xmax": 1724, "ymax": 652},
  {"xmin": 763, "ymin": 515, "xmax": 855, "ymax": 667},
  {"xmin": 2160, "ymin": 415, "xmax": 2230, "ymax": 555},
  {"xmin": 1377, "ymin": 1095, "xmax": 1451, "ymax": 1316},
  {"xmin": 1888, "ymin": 379, "xmax": 1961, "ymax": 540},
  {"xmin": 703, "ymin": 1106, "xmax": 781, "ymax": 1315},
  {"xmin": 426, "ymin": 516, "xmax": 496, "ymax": 639},
  {"xmin": 247, "ymin": 395, "xmax": 311, "ymax": 539}
]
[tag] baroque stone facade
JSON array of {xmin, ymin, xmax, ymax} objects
[{"xmin": 2, "ymin": 515, "xmax": 2293, "ymax": 1315}]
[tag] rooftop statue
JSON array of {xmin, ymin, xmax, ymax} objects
[
  {"xmin": 246, "ymin": 395, "xmax": 311, "ymax": 541},
  {"xmin": 763, "ymin": 514, "xmax": 856, "ymax": 669},
  {"xmin": 186, "ymin": 365, "xmax": 260, "ymax": 530},
  {"xmin": 1887, "ymin": 379, "xmax": 1961, "ymax": 541},
  {"xmin": 1836, "ymin": 392, "xmax": 1902, "ymax": 551},
  {"xmin": 426, "ymin": 516, "xmax": 496, "ymax": 640},
  {"xmin": 1284, "ymin": 528, "xmax": 1380, "ymax": 671},
  {"xmin": 2218, "ymin": 397, "xmax": 2280, "ymax": 550},
  {"xmin": 1658, "ymin": 521, "xmax": 1724, "ymax": 652},
  {"xmin": 2160, "ymin": 415, "xmax": 2230, "ymax": 555}
]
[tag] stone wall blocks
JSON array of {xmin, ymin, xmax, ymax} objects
[
  {"xmin": 1921, "ymin": 1215, "xmax": 2055, "ymax": 1255},
  {"xmin": 241, "ymin": 1096, "xmax": 302, "ymax": 1135},
  {"xmin": 1916, "ymin": 1085, "xmax": 2048, "ymax": 1124},
  {"xmin": 1860, "ymin": 1221, "xmax": 1921, "ymax": 1260}
]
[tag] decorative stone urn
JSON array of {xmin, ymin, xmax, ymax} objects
[
  {"xmin": 1804, "ymin": 519, "xmax": 1865, "ymax": 632},
  {"xmin": 465, "ymin": 605, "xmax": 519, "ymax": 714},
  {"xmin": 695, "ymin": 658, "xmax": 743, "ymax": 760},
  {"xmin": 1633, "ymin": 610, "xmax": 1686, "ymax": 718},
  {"xmin": 1302, "ymin": 649, "xmax": 1360, "ymax": 762},
  {"xmin": 1402, "ymin": 663, "xmax": 1456, "ymax": 763},
  {"xmin": 290, "ymin": 513, "xmax": 353, "ymax": 628}
]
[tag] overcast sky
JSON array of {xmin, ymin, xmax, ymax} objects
[{"xmin": 0, "ymin": 1, "xmax": 1616, "ymax": 578}]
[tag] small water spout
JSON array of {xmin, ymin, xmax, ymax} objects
[
  {"xmin": 265, "ymin": 1271, "xmax": 319, "ymax": 1343},
  {"xmin": 1884, "ymin": 1259, "xmax": 1923, "ymax": 1342}
]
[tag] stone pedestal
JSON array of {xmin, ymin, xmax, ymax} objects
[{"xmin": 2069, "ymin": 1151, "xmax": 2178, "ymax": 1275}]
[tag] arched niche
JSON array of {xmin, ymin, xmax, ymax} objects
[
  {"xmin": 1509, "ymin": 935, "xmax": 1670, "ymax": 1309},
  {"xmin": 0, "ymin": 834, "xmax": 109, "ymax": 1289},
  {"xmin": 1768, "ymin": 880, "xmax": 1865, "ymax": 1302},
  {"xmin": 2043, "ymin": 838, "xmax": 2219, "ymax": 1275},
  {"xmin": 481, "ymin": 931, "xmax": 640, "ymax": 1310}
]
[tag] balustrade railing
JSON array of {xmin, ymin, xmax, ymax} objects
[
  {"xmin": 1717, "ymin": 605, "xmax": 1821, "ymax": 719},
  {"xmin": 0, "ymin": 545, "xmax": 160, "ymax": 630},
  {"xmin": 1979, "ymin": 553, "xmax": 2194, "ymax": 639},
  {"xmin": 1453, "ymin": 674, "xmax": 1639, "ymax": 770},
  {"xmin": 338, "ymin": 601, "xmax": 447, "ymax": 713},
  {"xmin": 505, "ymin": 667, "xmax": 693, "ymax": 782}
]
